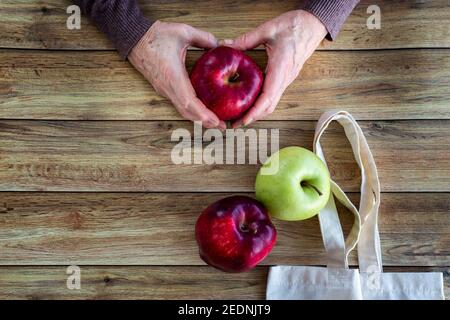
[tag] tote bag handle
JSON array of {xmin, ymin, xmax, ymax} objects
[{"xmin": 314, "ymin": 111, "xmax": 382, "ymax": 273}]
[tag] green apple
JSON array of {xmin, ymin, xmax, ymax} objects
[{"xmin": 255, "ymin": 146, "xmax": 331, "ymax": 221}]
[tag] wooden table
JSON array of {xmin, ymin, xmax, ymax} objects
[{"xmin": 0, "ymin": 0, "xmax": 449, "ymax": 299}]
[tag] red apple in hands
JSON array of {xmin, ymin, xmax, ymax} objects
[
  {"xmin": 190, "ymin": 46, "xmax": 263, "ymax": 121},
  {"xmin": 195, "ymin": 196, "xmax": 276, "ymax": 272}
]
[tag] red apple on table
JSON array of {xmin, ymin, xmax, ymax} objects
[
  {"xmin": 195, "ymin": 195, "xmax": 276, "ymax": 272},
  {"xmin": 190, "ymin": 46, "xmax": 264, "ymax": 121}
]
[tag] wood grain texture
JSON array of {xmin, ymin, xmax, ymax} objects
[
  {"xmin": 0, "ymin": 266, "xmax": 447, "ymax": 299},
  {"xmin": 1, "ymin": 0, "xmax": 448, "ymax": 301},
  {"xmin": 1, "ymin": 49, "xmax": 449, "ymax": 120},
  {"xmin": 1, "ymin": 120, "xmax": 449, "ymax": 192},
  {"xmin": 0, "ymin": 192, "xmax": 448, "ymax": 266},
  {"xmin": 0, "ymin": 1, "xmax": 449, "ymax": 50}
]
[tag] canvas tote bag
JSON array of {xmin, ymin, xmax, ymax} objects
[{"xmin": 266, "ymin": 110, "xmax": 444, "ymax": 300}]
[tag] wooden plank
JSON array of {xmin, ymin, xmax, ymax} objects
[
  {"xmin": 0, "ymin": 266, "xmax": 447, "ymax": 299},
  {"xmin": 0, "ymin": 120, "xmax": 449, "ymax": 192},
  {"xmin": 0, "ymin": 192, "xmax": 448, "ymax": 266},
  {"xmin": 0, "ymin": 1, "xmax": 449, "ymax": 50},
  {"xmin": 1, "ymin": 49, "xmax": 449, "ymax": 121}
]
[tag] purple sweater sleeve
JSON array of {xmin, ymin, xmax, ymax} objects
[
  {"xmin": 75, "ymin": 0, "xmax": 152, "ymax": 59},
  {"xmin": 76, "ymin": 0, "xmax": 357, "ymax": 59},
  {"xmin": 300, "ymin": 0, "xmax": 360, "ymax": 40}
]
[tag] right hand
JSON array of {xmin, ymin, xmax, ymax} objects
[
  {"xmin": 129, "ymin": 21, "xmax": 226, "ymax": 129},
  {"xmin": 224, "ymin": 10, "xmax": 327, "ymax": 128}
]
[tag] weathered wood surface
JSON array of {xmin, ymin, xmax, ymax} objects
[
  {"xmin": 1, "ymin": 49, "xmax": 449, "ymax": 120},
  {"xmin": 0, "ymin": 266, "xmax": 447, "ymax": 300},
  {"xmin": 1, "ymin": 0, "xmax": 449, "ymax": 301},
  {"xmin": 0, "ymin": 0, "xmax": 449, "ymax": 50},
  {"xmin": 0, "ymin": 192, "xmax": 448, "ymax": 266},
  {"xmin": 1, "ymin": 120, "xmax": 449, "ymax": 192}
]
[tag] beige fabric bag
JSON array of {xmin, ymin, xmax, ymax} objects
[{"xmin": 266, "ymin": 111, "xmax": 444, "ymax": 300}]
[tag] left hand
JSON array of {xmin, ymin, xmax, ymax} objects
[
  {"xmin": 129, "ymin": 21, "xmax": 226, "ymax": 130},
  {"xmin": 225, "ymin": 10, "xmax": 327, "ymax": 128}
]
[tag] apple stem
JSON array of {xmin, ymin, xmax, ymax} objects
[
  {"xmin": 229, "ymin": 72, "xmax": 240, "ymax": 83},
  {"xmin": 240, "ymin": 223, "xmax": 249, "ymax": 232},
  {"xmin": 301, "ymin": 181, "xmax": 323, "ymax": 196}
]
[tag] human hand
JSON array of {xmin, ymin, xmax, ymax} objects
[
  {"xmin": 129, "ymin": 21, "xmax": 226, "ymax": 129},
  {"xmin": 225, "ymin": 10, "xmax": 327, "ymax": 128}
]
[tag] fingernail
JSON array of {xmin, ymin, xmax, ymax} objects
[
  {"xmin": 232, "ymin": 120, "xmax": 242, "ymax": 129},
  {"xmin": 221, "ymin": 39, "xmax": 233, "ymax": 46},
  {"xmin": 243, "ymin": 118, "xmax": 253, "ymax": 127},
  {"xmin": 219, "ymin": 121, "xmax": 227, "ymax": 131}
]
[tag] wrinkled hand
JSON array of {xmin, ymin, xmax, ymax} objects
[
  {"xmin": 226, "ymin": 10, "xmax": 327, "ymax": 128},
  {"xmin": 129, "ymin": 21, "xmax": 226, "ymax": 129}
]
